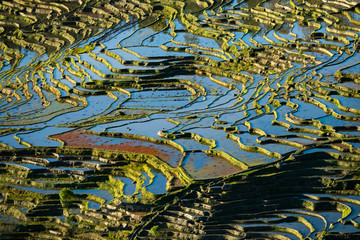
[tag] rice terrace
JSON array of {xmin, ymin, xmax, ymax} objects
[{"xmin": 1, "ymin": 0, "xmax": 360, "ymax": 239}]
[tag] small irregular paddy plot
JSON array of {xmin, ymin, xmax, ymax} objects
[
  {"xmin": 182, "ymin": 151, "xmax": 243, "ymax": 179},
  {"xmin": 0, "ymin": 0, "xmax": 360, "ymax": 238}
]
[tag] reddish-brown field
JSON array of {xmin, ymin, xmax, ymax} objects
[{"xmin": 51, "ymin": 129, "xmax": 183, "ymax": 166}]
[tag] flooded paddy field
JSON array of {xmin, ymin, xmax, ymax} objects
[{"xmin": 0, "ymin": 0, "xmax": 360, "ymax": 239}]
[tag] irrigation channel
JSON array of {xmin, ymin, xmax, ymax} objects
[{"xmin": 0, "ymin": 0, "xmax": 360, "ymax": 239}]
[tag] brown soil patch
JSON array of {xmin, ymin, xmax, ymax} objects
[{"xmin": 51, "ymin": 129, "xmax": 182, "ymax": 167}]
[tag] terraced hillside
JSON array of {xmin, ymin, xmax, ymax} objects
[{"xmin": 0, "ymin": 0, "xmax": 360, "ymax": 239}]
